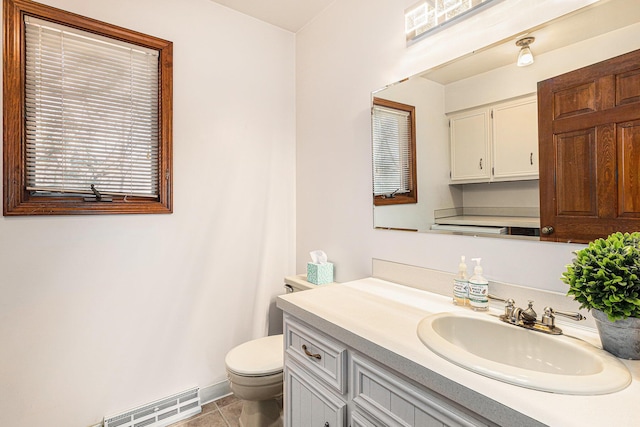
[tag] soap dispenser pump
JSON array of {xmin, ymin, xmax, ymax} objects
[{"xmin": 468, "ymin": 258, "xmax": 489, "ymax": 311}]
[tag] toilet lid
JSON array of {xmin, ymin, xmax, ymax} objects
[{"xmin": 225, "ymin": 334, "xmax": 284, "ymax": 376}]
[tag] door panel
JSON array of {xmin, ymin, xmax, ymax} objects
[
  {"xmin": 618, "ymin": 121, "xmax": 640, "ymax": 217},
  {"xmin": 555, "ymin": 129, "xmax": 597, "ymax": 216},
  {"xmin": 553, "ymin": 82, "xmax": 597, "ymax": 119},
  {"xmin": 616, "ymin": 68, "xmax": 640, "ymax": 106}
]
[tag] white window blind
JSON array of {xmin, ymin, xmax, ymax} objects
[
  {"xmin": 372, "ymin": 104, "xmax": 412, "ymax": 196},
  {"xmin": 24, "ymin": 16, "xmax": 160, "ymax": 197}
]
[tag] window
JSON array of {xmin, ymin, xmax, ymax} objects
[
  {"xmin": 372, "ymin": 98, "xmax": 417, "ymax": 206},
  {"xmin": 3, "ymin": 0, "xmax": 173, "ymax": 215},
  {"xmin": 405, "ymin": 0, "xmax": 496, "ymax": 44}
]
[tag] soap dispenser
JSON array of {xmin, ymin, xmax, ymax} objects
[
  {"xmin": 453, "ymin": 256, "xmax": 468, "ymax": 306},
  {"xmin": 468, "ymin": 258, "xmax": 489, "ymax": 311}
]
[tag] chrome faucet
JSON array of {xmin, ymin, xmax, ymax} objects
[{"xmin": 488, "ymin": 295, "xmax": 585, "ymax": 335}]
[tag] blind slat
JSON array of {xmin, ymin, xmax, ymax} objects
[
  {"xmin": 372, "ymin": 104, "xmax": 412, "ymax": 195},
  {"xmin": 24, "ymin": 17, "xmax": 160, "ymax": 197}
]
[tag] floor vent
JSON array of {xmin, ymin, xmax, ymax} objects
[{"xmin": 104, "ymin": 387, "xmax": 201, "ymax": 427}]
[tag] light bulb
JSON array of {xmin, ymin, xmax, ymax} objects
[
  {"xmin": 517, "ymin": 46, "xmax": 534, "ymax": 67},
  {"xmin": 516, "ymin": 37, "xmax": 535, "ymax": 67}
]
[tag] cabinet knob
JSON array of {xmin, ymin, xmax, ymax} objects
[
  {"xmin": 479, "ymin": 158, "xmax": 483, "ymax": 170},
  {"xmin": 541, "ymin": 226, "xmax": 554, "ymax": 235},
  {"xmin": 324, "ymin": 423, "xmax": 329, "ymax": 427},
  {"xmin": 530, "ymin": 152, "xmax": 533, "ymax": 165}
]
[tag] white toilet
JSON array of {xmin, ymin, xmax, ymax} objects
[
  {"xmin": 225, "ymin": 334, "xmax": 284, "ymax": 427},
  {"xmin": 224, "ymin": 276, "xmax": 317, "ymax": 427},
  {"xmin": 225, "ymin": 275, "xmax": 318, "ymax": 427}
]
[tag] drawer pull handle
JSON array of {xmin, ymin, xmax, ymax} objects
[{"xmin": 301, "ymin": 344, "xmax": 321, "ymax": 360}]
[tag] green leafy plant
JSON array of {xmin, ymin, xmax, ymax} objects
[{"xmin": 562, "ymin": 232, "xmax": 640, "ymax": 321}]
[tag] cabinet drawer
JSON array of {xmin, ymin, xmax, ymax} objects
[
  {"xmin": 284, "ymin": 314, "xmax": 347, "ymax": 394},
  {"xmin": 351, "ymin": 354, "xmax": 491, "ymax": 427}
]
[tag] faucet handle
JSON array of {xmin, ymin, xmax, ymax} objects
[
  {"xmin": 542, "ymin": 307, "xmax": 586, "ymax": 328},
  {"xmin": 488, "ymin": 294, "xmax": 515, "ymax": 306},
  {"xmin": 488, "ymin": 294, "xmax": 515, "ymax": 318}
]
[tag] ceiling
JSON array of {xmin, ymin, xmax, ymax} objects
[
  {"xmin": 209, "ymin": 0, "xmax": 335, "ymax": 32},
  {"xmin": 422, "ymin": 0, "xmax": 640, "ymax": 84}
]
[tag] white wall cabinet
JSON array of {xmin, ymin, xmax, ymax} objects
[
  {"xmin": 449, "ymin": 95, "xmax": 538, "ymax": 183},
  {"xmin": 449, "ymin": 109, "xmax": 491, "ymax": 182},
  {"xmin": 284, "ymin": 314, "xmax": 493, "ymax": 427}
]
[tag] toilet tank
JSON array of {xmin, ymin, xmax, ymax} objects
[
  {"xmin": 284, "ymin": 275, "xmax": 322, "ymax": 293},
  {"xmin": 269, "ymin": 275, "xmax": 321, "ymax": 335}
]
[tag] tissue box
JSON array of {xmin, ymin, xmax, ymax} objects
[{"xmin": 307, "ymin": 262, "xmax": 334, "ymax": 285}]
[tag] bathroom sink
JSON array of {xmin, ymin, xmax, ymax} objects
[{"xmin": 417, "ymin": 312, "xmax": 631, "ymax": 395}]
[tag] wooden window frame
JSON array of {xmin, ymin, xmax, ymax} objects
[
  {"xmin": 372, "ymin": 97, "xmax": 418, "ymax": 206},
  {"xmin": 3, "ymin": 0, "xmax": 173, "ymax": 215}
]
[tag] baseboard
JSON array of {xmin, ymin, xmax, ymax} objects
[{"xmin": 200, "ymin": 379, "xmax": 232, "ymax": 405}]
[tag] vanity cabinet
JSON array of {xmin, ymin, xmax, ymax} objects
[
  {"xmin": 449, "ymin": 95, "xmax": 538, "ymax": 183},
  {"xmin": 284, "ymin": 314, "xmax": 493, "ymax": 427},
  {"xmin": 284, "ymin": 314, "xmax": 347, "ymax": 427}
]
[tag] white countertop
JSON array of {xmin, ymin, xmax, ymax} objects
[{"xmin": 276, "ymin": 278, "xmax": 640, "ymax": 427}]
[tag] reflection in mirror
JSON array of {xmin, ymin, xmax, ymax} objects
[
  {"xmin": 405, "ymin": 0, "xmax": 498, "ymax": 45},
  {"xmin": 372, "ymin": 0, "xmax": 640, "ymax": 240},
  {"xmin": 372, "ymin": 97, "xmax": 417, "ymax": 209}
]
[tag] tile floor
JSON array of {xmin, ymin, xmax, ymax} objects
[{"xmin": 168, "ymin": 394, "xmax": 242, "ymax": 427}]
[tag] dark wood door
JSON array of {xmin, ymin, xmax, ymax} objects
[{"xmin": 538, "ymin": 49, "xmax": 640, "ymax": 243}]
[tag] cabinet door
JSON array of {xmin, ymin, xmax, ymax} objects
[
  {"xmin": 285, "ymin": 361, "xmax": 346, "ymax": 427},
  {"xmin": 450, "ymin": 109, "xmax": 491, "ymax": 182},
  {"xmin": 492, "ymin": 96, "xmax": 538, "ymax": 180}
]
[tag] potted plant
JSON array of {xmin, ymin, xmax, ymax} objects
[{"xmin": 561, "ymin": 231, "xmax": 640, "ymax": 359}]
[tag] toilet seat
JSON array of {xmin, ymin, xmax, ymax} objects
[{"xmin": 225, "ymin": 334, "xmax": 283, "ymax": 377}]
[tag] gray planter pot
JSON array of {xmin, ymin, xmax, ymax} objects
[{"xmin": 592, "ymin": 309, "xmax": 640, "ymax": 360}]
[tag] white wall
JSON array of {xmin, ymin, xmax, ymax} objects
[
  {"xmin": 295, "ymin": 0, "xmax": 604, "ymax": 291},
  {"xmin": 462, "ymin": 180, "xmax": 539, "ymax": 209},
  {"xmin": 0, "ymin": 1, "xmax": 295, "ymax": 426}
]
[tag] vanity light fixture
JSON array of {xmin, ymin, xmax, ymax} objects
[
  {"xmin": 516, "ymin": 36, "xmax": 535, "ymax": 67},
  {"xmin": 405, "ymin": 0, "xmax": 498, "ymax": 45}
]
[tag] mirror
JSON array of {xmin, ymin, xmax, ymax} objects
[{"xmin": 372, "ymin": 0, "xmax": 640, "ymax": 240}]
